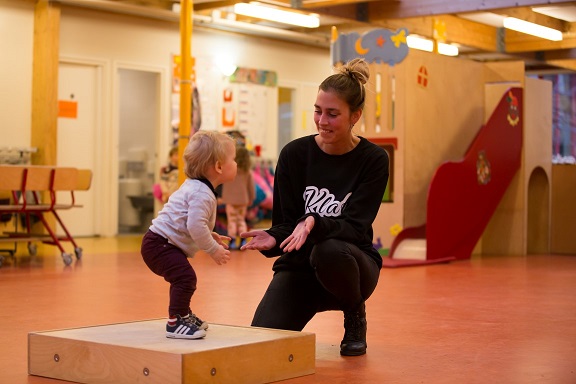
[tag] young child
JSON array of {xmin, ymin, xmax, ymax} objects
[
  {"xmin": 158, "ymin": 147, "xmax": 179, "ymax": 204},
  {"xmin": 221, "ymin": 145, "xmax": 255, "ymax": 250},
  {"xmin": 141, "ymin": 131, "xmax": 237, "ymax": 339}
]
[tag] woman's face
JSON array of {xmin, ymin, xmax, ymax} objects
[{"xmin": 314, "ymin": 89, "xmax": 360, "ymax": 145}]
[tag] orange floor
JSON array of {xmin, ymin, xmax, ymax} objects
[{"xmin": 0, "ymin": 235, "xmax": 575, "ymax": 383}]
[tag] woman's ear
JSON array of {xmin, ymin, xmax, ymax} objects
[{"xmin": 351, "ymin": 109, "xmax": 362, "ymax": 127}]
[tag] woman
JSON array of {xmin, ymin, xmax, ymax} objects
[{"xmin": 240, "ymin": 58, "xmax": 389, "ymax": 356}]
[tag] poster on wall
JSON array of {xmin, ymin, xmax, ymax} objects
[
  {"xmin": 226, "ymin": 66, "xmax": 277, "ymax": 152},
  {"xmin": 171, "ymin": 57, "xmax": 276, "ymax": 157},
  {"xmin": 194, "ymin": 56, "xmax": 221, "ymax": 131},
  {"xmin": 237, "ymin": 83, "xmax": 269, "ymax": 147}
]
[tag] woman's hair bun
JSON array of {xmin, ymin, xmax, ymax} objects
[{"xmin": 336, "ymin": 58, "xmax": 369, "ymax": 85}]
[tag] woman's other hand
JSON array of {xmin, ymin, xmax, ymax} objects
[{"xmin": 280, "ymin": 215, "xmax": 315, "ymax": 253}]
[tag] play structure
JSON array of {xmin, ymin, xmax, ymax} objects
[
  {"xmin": 385, "ymin": 88, "xmax": 523, "ymax": 266},
  {"xmin": 331, "ymin": 28, "xmax": 553, "ymax": 265}
]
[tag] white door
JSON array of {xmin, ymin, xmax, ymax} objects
[
  {"xmin": 56, "ymin": 62, "xmax": 98, "ymax": 237},
  {"xmin": 117, "ymin": 68, "xmax": 159, "ymax": 234}
]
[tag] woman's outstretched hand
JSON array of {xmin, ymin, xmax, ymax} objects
[
  {"xmin": 279, "ymin": 215, "xmax": 315, "ymax": 253},
  {"xmin": 239, "ymin": 230, "xmax": 276, "ymax": 251}
]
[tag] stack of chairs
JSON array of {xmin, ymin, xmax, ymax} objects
[{"xmin": 0, "ymin": 165, "xmax": 92, "ymax": 267}]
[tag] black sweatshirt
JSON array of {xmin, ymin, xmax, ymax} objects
[{"xmin": 263, "ymin": 135, "xmax": 389, "ymax": 270}]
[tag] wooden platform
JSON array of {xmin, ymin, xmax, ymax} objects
[{"xmin": 28, "ymin": 320, "xmax": 315, "ymax": 384}]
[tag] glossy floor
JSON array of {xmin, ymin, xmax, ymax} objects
[{"xmin": 1, "ymin": 236, "xmax": 575, "ymax": 383}]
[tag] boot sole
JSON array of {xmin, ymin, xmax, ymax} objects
[{"xmin": 340, "ymin": 347, "xmax": 367, "ymax": 356}]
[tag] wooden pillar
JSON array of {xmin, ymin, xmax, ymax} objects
[
  {"xmin": 31, "ymin": 0, "xmax": 60, "ymax": 166},
  {"xmin": 178, "ymin": 0, "xmax": 193, "ymax": 185}
]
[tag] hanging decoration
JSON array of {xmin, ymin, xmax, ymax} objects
[{"xmin": 331, "ymin": 26, "xmax": 409, "ymax": 66}]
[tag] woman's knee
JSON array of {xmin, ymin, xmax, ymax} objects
[{"xmin": 309, "ymin": 238, "xmax": 352, "ymax": 266}]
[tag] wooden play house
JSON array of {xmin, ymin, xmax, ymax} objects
[{"xmin": 334, "ymin": 30, "xmax": 553, "ymax": 265}]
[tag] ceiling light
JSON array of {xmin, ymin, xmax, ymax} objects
[
  {"xmin": 233, "ymin": 2, "xmax": 320, "ymax": 28},
  {"xmin": 503, "ymin": 17, "xmax": 562, "ymax": 41},
  {"xmin": 532, "ymin": 6, "xmax": 576, "ymax": 22},
  {"xmin": 215, "ymin": 55, "xmax": 237, "ymax": 76},
  {"xmin": 406, "ymin": 35, "xmax": 433, "ymax": 52},
  {"xmin": 458, "ymin": 12, "xmax": 505, "ymax": 28},
  {"xmin": 407, "ymin": 36, "xmax": 459, "ymax": 56},
  {"xmin": 438, "ymin": 43, "xmax": 459, "ymax": 56}
]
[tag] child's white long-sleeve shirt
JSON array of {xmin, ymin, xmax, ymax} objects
[{"xmin": 150, "ymin": 178, "xmax": 219, "ymax": 258}]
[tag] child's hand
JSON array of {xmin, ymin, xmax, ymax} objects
[
  {"xmin": 212, "ymin": 232, "xmax": 232, "ymax": 249},
  {"xmin": 210, "ymin": 245, "xmax": 231, "ymax": 265}
]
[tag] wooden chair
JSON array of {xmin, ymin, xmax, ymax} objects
[
  {"xmin": 0, "ymin": 166, "xmax": 56, "ymax": 264},
  {"xmin": 0, "ymin": 166, "xmax": 93, "ymax": 266},
  {"xmin": 50, "ymin": 167, "xmax": 86, "ymax": 260},
  {"xmin": 52, "ymin": 167, "xmax": 79, "ymax": 209},
  {"xmin": 0, "ymin": 166, "xmax": 28, "ymax": 265},
  {"xmin": 54, "ymin": 168, "xmax": 92, "ymax": 210},
  {"xmin": 0, "ymin": 165, "xmax": 27, "ymax": 211}
]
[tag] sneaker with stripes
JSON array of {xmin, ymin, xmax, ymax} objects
[
  {"xmin": 189, "ymin": 310, "xmax": 208, "ymax": 330},
  {"xmin": 166, "ymin": 314, "xmax": 206, "ymax": 339}
]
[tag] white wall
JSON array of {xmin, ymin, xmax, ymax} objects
[
  {"xmin": 0, "ymin": 0, "xmax": 34, "ymax": 147},
  {"xmin": 0, "ymin": 2, "xmax": 331, "ymax": 154},
  {"xmin": 0, "ymin": 2, "xmax": 332, "ymax": 153}
]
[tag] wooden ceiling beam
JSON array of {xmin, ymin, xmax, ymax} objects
[
  {"xmin": 491, "ymin": 7, "xmax": 567, "ymax": 31},
  {"xmin": 511, "ymin": 48, "xmax": 576, "ymax": 61},
  {"xmin": 269, "ymin": 0, "xmax": 379, "ymax": 9},
  {"xmin": 300, "ymin": 0, "xmax": 380, "ymax": 8},
  {"xmin": 505, "ymin": 28, "xmax": 576, "ymax": 52},
  {"xmin": 319, "ymin": 12, "xmax": 500, "ymax": 52},
  {"xmin": 545, "ymin": 59, "xmax": 576, "ymax": 71},
  {"xmin": 363, "ymin": 0, "xmax": 576, "ymax": 20},
  {"xmin": 543, "ymin": 48, "xmax": 576, "ymax": 60},
  {"xmin": 193, "ymin": 0, "xmax": 237, "ymax": 12}
]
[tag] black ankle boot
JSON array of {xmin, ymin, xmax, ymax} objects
[{"xmin": 340, "ymin": 302, "xmax": 367, "ymax": 356}]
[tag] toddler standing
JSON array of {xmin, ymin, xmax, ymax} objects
[{"xmin": 141, "ymin": 131, "xmax": 237, "ymax": 339}]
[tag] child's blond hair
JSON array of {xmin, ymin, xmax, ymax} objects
[{"xmin": 183, "ymin": 131, "xmax": 234, "ymax": 179}]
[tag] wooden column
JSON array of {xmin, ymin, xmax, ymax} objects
[
  {"xmin": 31, "ymin": 0, "xmax": 60, "ymax": 166},
  {"xmin": 178, "ymin": 0, "xmax": 193, "ymax": 185}
]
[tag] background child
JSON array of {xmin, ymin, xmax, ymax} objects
[
  {"xmin": 141, "ymin": 131, "xmax": 237, "ymax": 339},
  {"xmin": 221, "ymin": 145, "xmax": 256, "ymax": 250},
  {"xmin": 159, "ymin": 146, "xmax": 179, "ymax": 204}
]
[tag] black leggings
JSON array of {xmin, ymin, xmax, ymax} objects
[{"xmin": 251, "ymin": 238, "xmax": 380, "ymax": 331}]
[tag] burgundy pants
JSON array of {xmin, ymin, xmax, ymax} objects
[{"xmin": 141, "ymin": 230, "xmax": 197, "ymax": 317}]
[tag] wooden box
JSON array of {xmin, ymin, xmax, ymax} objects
[{"xmin": 29, "ymin": 320, "xmax": 315, "ymax": 383}]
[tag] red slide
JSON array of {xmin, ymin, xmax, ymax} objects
[{"xmin": 384, "ymin": 87, "xmax": 523, "ymax": 267}]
